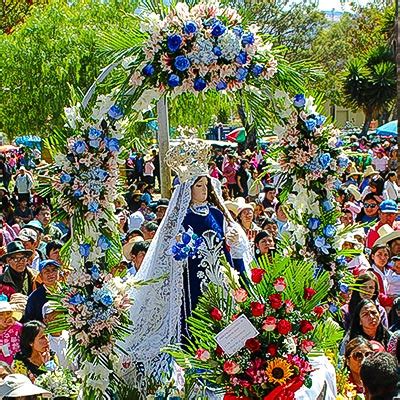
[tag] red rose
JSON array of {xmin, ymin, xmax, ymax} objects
[
  {"xmin": 224, "ymin": 395, "xmax": 251, "ymax": 400},
  {"xmin": 251, "ymin": 268, "xmax": 265, "ymax": 284},
  {"xmin": 276, "ymin": 319, "xmax": 292, "ymax": 335},
  {"xmin": 299, "ymin": 320, "xmax": 314, "ymax": 334},
  {"xmin": 231, "ymin": 313, "xmax": 240, "ymax": 321},
  {"xmin": 304, "ymin": 287, "xmax": 317, "ymax": 300},
  {"xmin": 245, "ymin": 337, "xmax": 261, "ymax": 352},
  {"xmin": 266, "ymin": 343, "xmax": 278, "ymax": 356},
  {"xmin": 300, "ymin": 339, "xmax": 315, "ymax": 353},
  {"xmin": 210, "ymin": 307, "xmax": 223, "ymax": 321},
  {"xmin": 223, "ymin": 360, "xmax": 241, "ymax": 375},
  {"xmin": 273, "ymin": 277, "xmax": 286, "ymax": 292},
  {"xmin": 195, "ymin": 348, "xmax": 210, "ymax": 361},
  {"xmin": 216, "ymin": 345, "xmax": 224, "ymax": 357},
  {"xmin": 250, "ymin": 302, "xmax": 265, "ymax": 317},
  {"xmin": 262, "ymin": 316, "xmax": 277, "ymax": 331},
  {"xmin": 313, "ymin": 305, "xmax": 324, "ymax": 318},
  {"xmin": 233, "ymin": 288, "xmax": 248, "ymax": 303},
  {"xmin": 284, "ymin": 300, "xmax": 295, "ymax": 313},
  {"xmin": 269, "ymin": 293, "xmax": 283, "ymax": 310}
]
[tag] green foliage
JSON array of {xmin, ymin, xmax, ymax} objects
[{"xmin": 0, "ymin": 0, "xmax": 139, "ymax": 140}]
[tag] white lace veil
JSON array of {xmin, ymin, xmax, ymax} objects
[{"xmin": 118, "ymin": 175, "xmax": 230, "ymax": 387}]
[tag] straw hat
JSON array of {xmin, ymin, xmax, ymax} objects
[
  {"xmin": 374, "ymin": 224, "xmax": 400, "ymax": 246},
  {"xmin": 363, "ymin": 165, "xmax": 379, "ymax": 178},
  {"xmin": 123, "ymin": 236, "xmax": 144, "ymax": 260},
  {"xmin": 0, "ymin": 300, "xmax": 23, "ymax": 321},
  {"xmin": 346, "ymin": 184, "xmax": 361, "ymax": 202},
  {"xmin": 347, "ymin": 165, "xmax": 361, "ymax": 178},
  {"xmin": 224, "ymin": 201, "xmax": 239, "ymax": 217}
]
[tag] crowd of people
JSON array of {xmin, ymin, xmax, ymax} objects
[{"xmin": 0, "ymin": 133, "xmax": 400, "ymax": 398}]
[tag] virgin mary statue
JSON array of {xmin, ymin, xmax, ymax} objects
[{"xmin": 119, "ymin": 139, "xmax": 249, "ymax": 385}]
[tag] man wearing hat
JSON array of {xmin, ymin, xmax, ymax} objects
[
  {"xmin": 0, "ymin": 241, "xmax": 37, "ymax": 297},
  {"xmin": 24, "ymin": 260, "xmax": 61, "ymax": 323},
  {"xmin": 154, "ymin": 199, "xmax": 169, "ymax": 224},
  {"xmin": 0, "ymin": 373, "xmax": 51, "ymax": 398},
  {"xmin": 17, "ymin": 228, "xmax": 41, "ymax": 271},
  {"xmin": 366, "ymin": 200, "xmax": 400, "ymax": 248}
]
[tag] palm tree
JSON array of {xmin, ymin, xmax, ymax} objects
[{"xmin": 343, "ymin": 45, "xmax": 396, "ymax": 135}]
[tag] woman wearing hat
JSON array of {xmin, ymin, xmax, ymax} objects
[{"xmin": 360, "ymin": 165, "xmax": 379, "ymax": 193}]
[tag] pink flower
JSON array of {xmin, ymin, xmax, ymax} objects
[
  {"xmin": 223, "ymin": 360, "xmax": 241, "ymax": 375},
  {"xmin": 262, "ymin": 316, "xmax": 277, "ymax": 332},
  {"xmin": 273, "ymin": 277, "xmax": 286, "ymax": 292},
  {"xmin": 233, "ymin": 288, "xmax": 248, "ymax": 303},
  {"xmin": 195, "ymin": 348, "xmax": 210, "ymax": 361},
  {"xmin": 300, "ymin": 339, "xmax": 314, "ymax": 353},
  {"xmin": 284, "ymin": 300, "xmax": 295, "ymax": 313}
]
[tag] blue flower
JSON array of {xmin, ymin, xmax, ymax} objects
[
  {"xmin": 94, "ymin": 168, "xmax": 108, "ymax": 181},
  {"xmin": 72, "ymin": 140, "xmax": 86, "ymax": 155},
  {"xmin": 329, "ymin": 303, "xmax": 338, "ymax": 313},
  {"xmin": 337, "ymin": 156, "xmax": 349, "ymax": 169},
  {"xmin": 213, "ymin": 46, "xmax": 222, "ymax": 57},
  {"xmin": 105, "ymin": 138, "xmax": 120, "ymax": 152},
  {"xmin": 69, "ymin": 293, "xmax": 86, "ymax": 305},
  {"xmin": 293, "ymin": 94, "xmax": 306, "ymax": 108},
  {"xmin": 236, "ymin": 51, "xmax": 247, "ymax": 65},
  {"xmin": 184, "ymin": 21, "xmax": 197, "ymax": 35},
  {"xmin": 251, "ymin": 64, "xmax": 264, "ymax": 77},
  {"xmin": 79, "ymin": 244, "xmax": 91, "ymax": 257},
  {"xmin": 108, "ymin": 105, "xmax": 123, "ymax": 120},
  {"xmin": 318, "ymin": 153, "xmax": 331, "ymax": 169},
  {"xmin": 241, "ymin": 32, "xmax": 255, "ymax": 45},
  {"xmin": 336, "ymin": 256, "xmax": 347, "ymax": 266},
  {"xmin": 313, "ymin": 265, "xmax": 324, "ymax": 279},
  {"xmin": 88, "ymin": 127, "xmax": 102, "ymax": 140},
  {"xmin": 100, "ymin": 292, "xmax": 113, "ymax": 307},
  {"xmin": 98, "ymin": 235, "xmax": 111, "ymax": 251},
  {"xmin": 174, "ymin": 55, "xmax": 190, "ymax": 72},
  {"xmin": 322, "ymin": 199, "xmax": 334, "ymax": 212},
  {"xmin": 236, "ymin": 67, "xmax": 248, "ymax": 81},
  {"xmin": 73, "ymin": 189, "xmax": 83, "ymax": 198},
  {"xmin": 89, "ymin": 139, "xmax": 100, "ymax": 148},
  {"xmin": 60, "ymin": 173, "xmax": 72, "ymax": 184},
  {"xmin": 211, "ymin": 21, "xmax": 226, "ymax": 37},
  {"xmin": 167, "ymin": 74, "xmax": 181, "ymax": 88},
  {"xmin": 142, "ymin": 64, "xmax": 155, "ymax": 77},
  {"xmin": 233, "ymin": 26, "xmax": 243, "ymax": 37},
  {"xmin": 315, "ymin": 114, "xmax": 326, "ymax": 127},
  {"xmin": 305, "ymin": 118, "xmax": 316, "ymax": 132},
  {"xmin": 314, "ymin": 236, "xmax": 331, "ymax": 255},
  {"xmin": 333, "ymin": 179, "xmax": 342, "ymax": 190},
  {"xmin": 88, "ymin": 201, "xmax": 99, "ymax": 213},
  {"xmin": 193, "ymin": 77, "xmax": 207, "ymax": 91},
  {"xmin": 339, "ymin": 282, "xmax": 349, "ymax": 294},
  {"xmin": 323, "ymin": 224, "xmax": 336, "ymax": 238},
  {"xmin": 216, "ymin": 81, "xmax": 227, "ymax": 91},
  {"xmin": 91, "ymin": 265, "xmax": 101, "ymax": 280},
  {"xmin": 167, "ymin": 34, "xmax": 182, "ymax": 52},
  {"xmin": 335, "ymin": 138, "xmax": 344, "ymax": 148},
  {"xmin": 308, "ymin": 217, "xmax": 321, "ymax": 231},
  {"xmin": 182, "ymin": 233, "xmax": 191, "ymax": 245}
]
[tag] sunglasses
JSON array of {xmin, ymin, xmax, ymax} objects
[
  {"xmin": 351, "ymin": 350, "xmax": 373, "ymax": 361},
  {"xmin": 364, "ymin": 203, "xmax": 378, "ymax": 209}
]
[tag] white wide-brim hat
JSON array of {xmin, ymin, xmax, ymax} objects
[
  {"xmin": 375, "ymin": 224, "xmax": 400, "ymax": 246},
  {"xmin": 0, "ymin": 374, "xmax": 51, "ymax": 397}
]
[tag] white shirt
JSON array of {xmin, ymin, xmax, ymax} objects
[
  {"xmin": 386, "ymin": 270, "xmax": 400, "ymax": 297},
  {"xmin": 15, "ymin": 174, "xmax": 33, "ymax": 194},
  {"xmin": 49, "ymin": 331, "xmax": 69, "ymax": 368},
  {"xmin": 383, "ymin": 180, "xmax": 399, "ymax": 201},
  {"xmin": 372, "ymin": 156, "xmax": 388, "ymax": 172}
]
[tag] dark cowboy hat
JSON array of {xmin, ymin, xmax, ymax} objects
[{"xmin": 1, "ymin": 241, "xmax": 33, "ymax": 262}]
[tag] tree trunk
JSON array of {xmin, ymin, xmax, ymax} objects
[
  {"xmin": 361, "ymin": 112, "xmax": 373, "ymax": 136},
  {"xmin": 237, "ymin": 103, "xmax": 257, "ymax": 151}
]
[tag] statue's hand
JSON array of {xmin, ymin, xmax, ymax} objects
[{"xmin": 226, "ymin": 226, "xmax": 239, "ymax": 244}]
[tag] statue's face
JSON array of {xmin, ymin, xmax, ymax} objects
[{"xmin": 191, "ymin": 176, "xmax": 208, "ymax": 204}]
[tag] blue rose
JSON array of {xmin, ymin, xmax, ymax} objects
[
  {"xmin": 91, "ymin": 265, "xmax": 101, "ymax": 280},
  {"xmin": 167, "ymin": 34, "xmax": 182, "ymax": 52},
  {"xmin": 142, "ymin": 64, "xmax": 155, "ymax": 77},
  {"xmin": 184, "ymin": 21, "xmax": 197, "ymax": 34},
  {"xmin": 216, "ymin": 81, "xmax": 227, "ymax": 91},
  {"xmin": 333, "ymin": 179, "xmax": 342, "ymax": 190},
  {"xmin": 193, "ymin": 77, "xmax": 207, "ymax": 91},
  {"xmin": 293, "ymin": 94, "xmax": 306, "ymax": 108},
  {"xmin": 99, "ymin": 290, "xmax": 113, "ymax": 307},
  {"xmin": 315, "ymin": 114, "xmax": 326, "ymax": 127},
  {"xmin": 73, "ymin": 189, "xmax": 83, "ymax": 198},
  {"xmin": 339, "ymin": 282, "xmax": 349, "ymax": 294},
  {"xmin": 305, "ymin": 118, "xmax": 316, "ymax": 131},
  {"xmin": 88, "ymin": 201, "xmax": 99, "ymax": 213},
  {"xmin": 308, "ymin": 217, "xmax": 321, "ymax": 231},
  {"xmin": 79, "ymin": 244, "xmax": 91, "ymax": 257},
  {"xmin": 233, "ymin": 26, "xmax": 243, "ymax": 37},
  {"xmin": 167, "ymin": 74, "xmax": 181, "ymax": 88},
  {"xmin": 329, "ymin": 303, "xmax": 338, "ymax": 313},
  {"xmin": 94, "ymin": 168, "xmax": 108, "ymax": 181},
  {"xmin": 323, "ymin": 224, "xmax": 336, "ymax": 238},
  {"xmin": 337, "ymin": 156, "xmax": 349, "ymax": 168},
  {"xmin": 89, "ymin": 139, "xmax": 100, "ymax": 148},
  {"xmin": 69, "ymin": 293, "xmax": 86, "ymax": 305},
  {"xmin": 322, "ymin": 199, "xmax": 334, "ymax": 212},
  {"xmin": 236, "ymin": 67, "xmax": 248, "ymax": 81},
  {"xmin": 241, "ymin": 32, "xmax": 254, "ymax": 45},
  {"xmin": 213, "ymin": 46, "xmax": 222, "ymax": 56},
  {"xmin": 236, "ymin": 51, "xmax": 247, "ymax": 65},
  {"xmin": 211, "ymin": 21, "xmax": 226, "ymax": 37},
  {"xmin": 60, "ymin": 173, "xmax": 72, "ymax": 184},
  {"xmin": 336, "ymin": 138, "xmax": 344, "ymax": 148},
  {"xmin": 98, "ymin": 235, "xmax": 111, "ymax": 250},
  {"xmin": 108, "ymin": 105, "xmax": 123, "ymax": 120},
  {"xmin": 181, "ymin": 233, "xmax": 191, "ymax": 245},
  {"xmin": 88, "ymin": 127, "xmax": 102, "ymax": 140},
  {"xmin": 72, "ymin": 140, "xmax": 86, "ymax": 155},
  {"xmin": 105, "ymin": 138, "xmax": 120, "ymax": 152},
  {"xmin": 336, "ymin": 256, "xmax": 347, "ymax": 265},
  {"xmin": 318, "ymin": 153, "xmax": 331, "ymax": 169},
  {"xmin": 251, "ymin": 64, "xmax": 264, "ymax": 77},
  {"xmin": 174, "ymin": 55, "xmax": 190, "ymax": 72}
]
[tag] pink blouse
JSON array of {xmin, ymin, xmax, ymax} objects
[{"xmin": 0, "ymin": 322, "xmax": 22, "ymax": 365}]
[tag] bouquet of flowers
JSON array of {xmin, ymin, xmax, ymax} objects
[
  {"xmin": 35, "ymin": 367, "xmax": 80, "ymax": 399},
  {"xmin": 165, "ymin": 255, "xmax": 343, "ymax": 399},
  {"xmin": 125, "ymin": 1, "xmax": 277, "ymax": 109}
]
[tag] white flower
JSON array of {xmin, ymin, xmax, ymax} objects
[
  {"xmin": 304, "ymin": 96, "xmax": 317, "ymax": 115},
  {"xmin": 133, "ymin": 88, "xmax": 160, "ymax": 111},
  {"xmin": 91, "ymin": 95, "xmax": 114, "ymax": 121},
  {"xmin": 64, "ymin": 104, "xmax": 83, "ymax": 129}
]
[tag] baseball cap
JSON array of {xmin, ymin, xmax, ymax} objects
[
  {"xmin": 24, "ymin": 219, "xmax": 44, "ymax": 233},
  {"xmin": 38, "ymin": 259, "xmax": 61, "ymax": 273},
  {"xmin": 379, "ymin": 199, "xmax": 399, "ymax": 214}
]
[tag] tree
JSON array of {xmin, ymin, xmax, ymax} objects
[
  {"xmin": 0, "ymin": 0, "xmax": 138, "ymax": 141},
  {"xmin": 343, "ymin": 45, "xmax": 396, "ymax": 134}
]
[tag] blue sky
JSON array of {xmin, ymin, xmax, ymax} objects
[{"xmin": 316, "ymin": 0, "xmax": 369, "ymax": 11}]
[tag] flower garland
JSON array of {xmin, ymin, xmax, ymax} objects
[
  {"xmin": 125, "ymin": 1, "xmax": 277, "ymax": 110},
  {"xmin": 270, "ymin": 92, "xmax": 353, "ymax": 305},
  {"xmin": 165, "ymin": 256, "xmax": 342, "ymax": 399}
]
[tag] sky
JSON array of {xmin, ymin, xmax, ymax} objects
[{"xmin": 316, "ymin": 0, "xmax": 370, "ymax": 11}]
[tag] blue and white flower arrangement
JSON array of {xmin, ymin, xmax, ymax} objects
[{"xmin": 171, "ymin": 226, "xmax": 204, "ymax": 261}]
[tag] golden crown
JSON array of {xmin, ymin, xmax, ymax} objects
[{"xmin": 166, "ymin": 138, "xmax": 212, "ymax": 183}]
